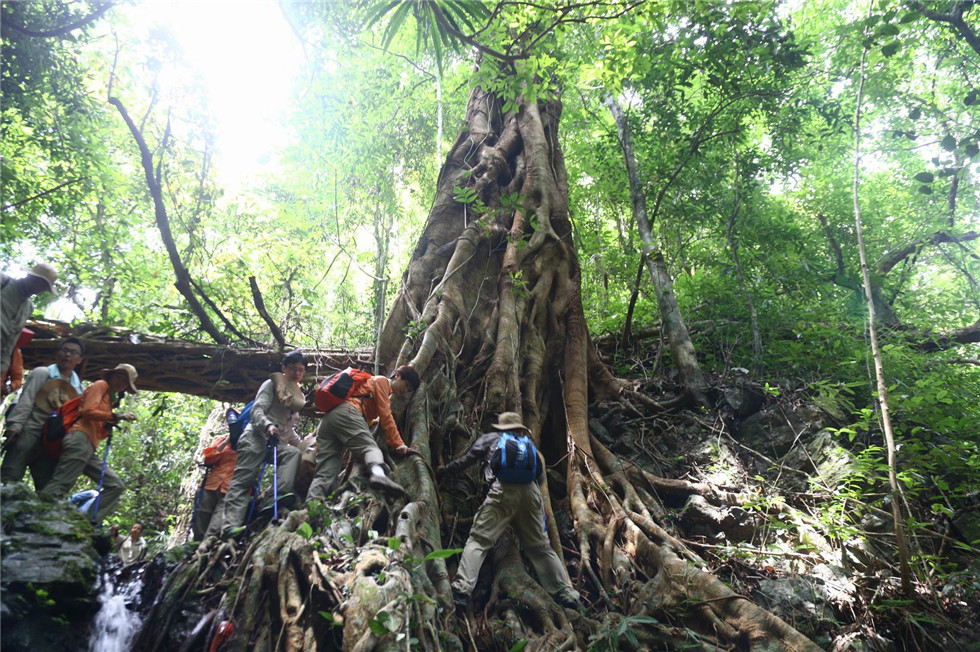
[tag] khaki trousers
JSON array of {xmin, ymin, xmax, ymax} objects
[
  {"xmin": 218, "ymin": 426, "xmax": 300, "ymax": 531},
  {"xmin": 307, "ymin": 403, "xmax": 385, "ymax": 501},
  {"xmin": 0, "ymin": 427, "xmax": 57, "ymax": 490},
  {"xmin": 452, "ymin": 481, "xmax": 573, "ymax": 596},
  {"xmin": 192, "ymin": 489, "xmax": 225, "ymax": 540},
  {"xmin": 40, "ymin": 431, "xmax": 125, "ymax": 522}
]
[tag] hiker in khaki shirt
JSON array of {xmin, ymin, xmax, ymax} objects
[
  {"xmin": 0, "ymin": 263, "xmax": 57, "ymax": 376},
  {"xmin": 214, "ymin": 350, "xmax": 306, "ymax": 537}
]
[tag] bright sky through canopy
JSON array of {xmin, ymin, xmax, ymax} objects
[{"xmin": 133, "ymin": 0, "xmax": 304, "ymax": 192}]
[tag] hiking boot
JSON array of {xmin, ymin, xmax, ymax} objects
[
  {"xmin": 553, "ymin": 587, "xmax": 581, "ymax": 609},
  {"xmin": 258, "ymin": 492, "xmax": 297, "ymax": 519},
  {"xmin": 452, "ymin": 589, "xmax": 470, "ymax": 614},
  {"xmin": 221, "ymin": 526, "xmax": 247, "ymax": 540},
  {"xmin": 368, "ymin": 474, "xmax": 407, "ymax": 498}
]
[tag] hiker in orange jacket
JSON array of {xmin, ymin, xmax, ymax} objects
[
  {"xmin": 40, "ymin": 364, "xmax": 138, "ymax": 522},
  {"xmin": 192, "ymin": 434, "xmax": 237, "ymax": 540},
  {"xmin": 307, "ymin": 365, "xmax": 420, "ymax": 500}
]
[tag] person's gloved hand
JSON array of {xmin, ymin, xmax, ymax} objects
[
  {"xmin": 266, "ymin": 424, "xmax": 280, "ymax": 439},
  {"xmin": 392, "ymin": 444, "xmax": 412, "ymax": 457}
]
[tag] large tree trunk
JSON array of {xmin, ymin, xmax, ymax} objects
[{"xmin": 133, "ymin": 79, "xmax": 819, "ymax": 651}]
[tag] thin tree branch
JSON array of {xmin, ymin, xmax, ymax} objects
[
  {"xmin": 109, "ymin": 96, "xmax": 230, "ymax": 345},
  {"xmin": 2, "ymin": 178, "xmax": 82, "ymax": 212},
  {"xmin": 910, "ymin": 0, "xmax": 980, "ymax": 56},
  {"xmin": 876, "ymin": 230, "xmax": 979, "ymax": 275},
  {"xmin": 4, "ymin": 2, "xmax": 113, "ymax": 38},
  {"xmin": 249, "ymin": 276, "xmax": 288, "ymax": 351},
  {"xmin": 188, "ymin": 278, "xmax": 261, "ymax": 347}
]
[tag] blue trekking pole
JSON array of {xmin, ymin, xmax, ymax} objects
[
  {"xmin": 271, "ymin": 436, "xmax": 279, "ymax": 522},
  {"xmin": 90, "ymin": 433, "xmax": 113, "ymax": 524},
  {"xmin": 245, "ymin": 455, "xmax": 269, "ymax": 526},
  {"xmin": 186, "ymin": 464, "xmax": 212, "ymax": 542}
]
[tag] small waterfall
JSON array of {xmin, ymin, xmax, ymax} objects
[{"xmin": 88, "ymin": 564, "xmax": 145, "ymax": 652}]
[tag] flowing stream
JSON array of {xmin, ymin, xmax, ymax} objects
[{"xmin": 87, "ymin": 564, "xmax": 146, "ymax": 652}]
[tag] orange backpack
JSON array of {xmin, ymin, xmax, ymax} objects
[{"xmin": 314, "ymin": 367, "xmax": 373, "ymax": 413}]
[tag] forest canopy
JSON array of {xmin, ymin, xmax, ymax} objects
[{"xmin": 1, "ymin": 0, "xmax": 979, "ymax": 649}]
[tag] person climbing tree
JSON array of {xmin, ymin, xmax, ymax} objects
[
  {"xmin": 0, "ymin": 263, "xmax": 57, "ymax": 377},
  {"xmin": 1, "ymin": 337, "xmax": 85, "ymax": 488},
  {"xmin": 191, "ymin": 433, "xmax": 237, "ymax": 540},
  {"xmin": 307, "ymin": 365, "xmax": 420, "ymax": 500},
  {"xmin": 215, "ymin": 350, "xmax": 306, "ymax": 538},
  {"xmin": 40, "ymin": 363, "xmax": 138, "ymax": 523},
  {"xmin": 437, "ymin": 411, "xmax": 581, "ymax": 612}
]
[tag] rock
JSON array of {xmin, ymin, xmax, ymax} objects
[
  {"xmin": 753, "ymin": 574, "xmax": 835, "ymax": 640},
  {"xmin": 952, "ymin": 510, "xmax": 980, "ymax": 545},
  {"xmin": 721, "ymin": 377, "xmax": 765, "ymax": 419},
  {"xmin": 0, "ymin": 482, "xmax": 101, "ymax": 650},
  {"xmin": 676, "ymin": 495, "xmax": 759, "ymax": 543},
  {"xmin": 778, "ymin": 428, "xmax": 856, "ymax": 492},
  {"xmin": 735, "ymin": 404, "xmax": 837, "ymax": 458}
]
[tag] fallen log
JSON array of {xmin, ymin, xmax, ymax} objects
[{"xmin": 19, "ymin": 320, "xmax": 374, "ymax": 403}]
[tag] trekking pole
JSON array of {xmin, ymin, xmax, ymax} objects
[
  {"xmin": 90, "ymin": 433, "xmax": 113, "ymax": 524},
  {"xmin": 186, "ymin": 464, "xmax": 212, "ymax": 542},
  {"xmin": 246, "ymin": 451, "xmax": 270, "ymax": 526},
  {"xmin": 271, "ymin": 436, "xmax": 279, "ymax": 522}
]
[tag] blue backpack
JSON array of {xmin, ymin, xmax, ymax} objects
[
  {"xmin": 226, "ymin": 401, "xmax": 254, "ymax": 450},
  {"xmin": 490, "ymin": 432, "xmax": 540, "ymax": 483}
]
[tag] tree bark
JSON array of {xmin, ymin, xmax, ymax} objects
[{"xmin": 605, "ymin": 95, "xmax": 710, "ymax": 406}]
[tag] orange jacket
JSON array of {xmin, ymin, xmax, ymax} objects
[
  {"xmin": 202, "ymin": 435, "xmax": 237, "ymax": 492},
  {"xmin": 1, "ymin": 348, "xmax": 23, "ymax": 392},
  {"xmin": 346, "ymin": 376, "xmax": 405, "ymax": 448},
  {"xmin": 71, "ymin": 380, "xmax": 116, "ymax": 449}
]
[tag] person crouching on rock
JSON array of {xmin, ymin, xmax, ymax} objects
[
  {"xmin": 306, "ymin": 365, "xmax": 420, "ymax": 500},
  {"xmin": 41, "ymin": 363, "xmax": 138, "ymax": 523},
  {"xmin": 215, "ymin": 350, "xmax": 306, "ymax": 538}
]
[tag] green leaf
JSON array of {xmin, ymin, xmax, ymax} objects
[
  {"xmin": 913, "ymin": 172, "xmax": 934, "ymax": 183},
  {"xmin": 941, "ymin": 135, "xmax": 957, "ymax": 151},
  {"xmin": 880, "ymin": 42, "xmax": 900, "ymax": 57},
  {"xmin": 424, "ymin": 547, "xmax": 463, "ymax": 560},
  {"xmin": 508, "ymin": 641, "xmax": 528, "ymax": 652},
  {"xmin": 966, "ymin": 143, "xmax": 979, "ymax": 158},
  {"xmin": 297, "ymin": 521, "xmax": 314, "ymax": 539},
  {"xmin": 367, "ymin": 618, "xmax": 388, "ymax": 636}
]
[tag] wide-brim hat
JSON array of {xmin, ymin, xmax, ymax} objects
[
  {"xmin": 491, "ymin": 411, "xmax": 530, "ymax": 433},
  {"xmin": 271, "ymin": 372, "xmax": 307, "ymax": 412},
  {"xmin": 26, "ymin": 263, "xmax": 57, "ymax": 292},
  {"xmin": 101, "ymin": 363, "xmax": 138, "ymax": 394},
  {"xmin": 34, "ymin": 379, "xmax": 79, "ymax": 413}
]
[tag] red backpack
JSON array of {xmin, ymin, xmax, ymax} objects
[
  {"xmin": 314, "ymin": 367, "xmax": 373, "ymax": 413},
  {"xmin": 42, "ymin": 395, "xmax": 83, "ymax": 458}
]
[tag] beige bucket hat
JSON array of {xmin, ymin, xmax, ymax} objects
[
  {"xmin": 491, "ymin": 411, "xmax": 531, "ymax": 433},
  {"xmin": 26, "ymin": 263, "xmax": 58, "ymax": 292},
  {"xmin": 101, "ymin": 363, "xmax": 139, "ymax": 394},
  {"xmin": 33, "ymin": 379, "xmax": 79, "ymax": 413}
]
